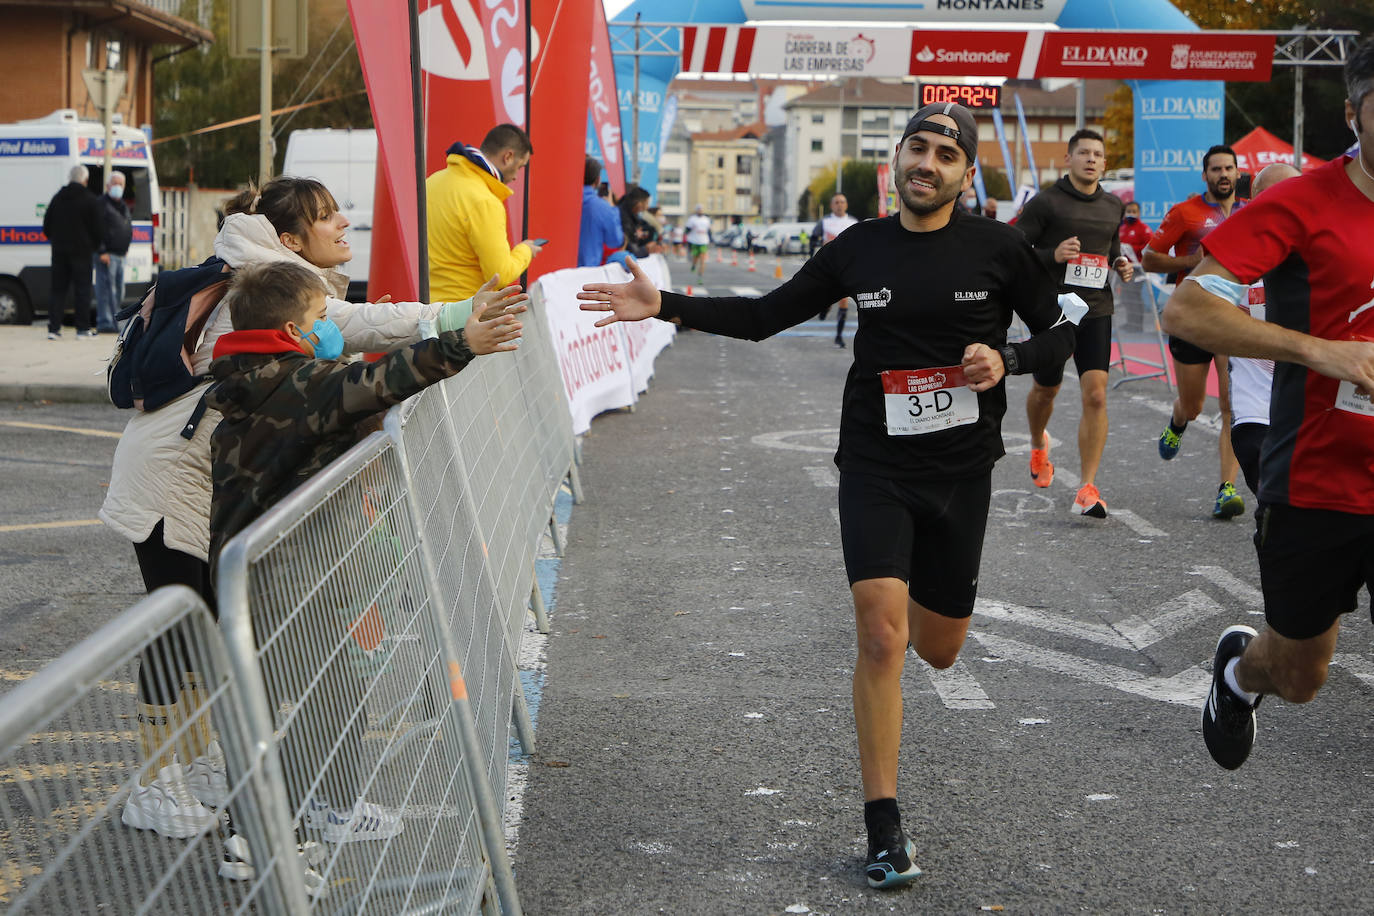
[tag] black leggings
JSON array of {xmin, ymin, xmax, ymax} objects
[{"xmin": 132, "ymin": 520, "xmax": 215, "ymax": 706}]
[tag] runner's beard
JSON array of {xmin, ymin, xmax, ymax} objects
[
  {"xmin": 1207, "ymin": 177, "xmax": 1234, "ymax": 201},
  {"xmin": 898, "ymin": 168, "xmax": 964, "ymax": 215}
]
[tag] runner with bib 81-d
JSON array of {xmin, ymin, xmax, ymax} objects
[{"xmin": 578, "ymin": 102, "xmax": 1075, "ymax": 890}]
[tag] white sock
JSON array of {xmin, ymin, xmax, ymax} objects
[{"xmin": 1223, "ymin": 657, "xmax": 1261, "ymax": 705}]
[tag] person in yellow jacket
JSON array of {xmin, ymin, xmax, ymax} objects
[{"xmin": 427, "ymin": 124, "xmax": 544, "ymax": 300}]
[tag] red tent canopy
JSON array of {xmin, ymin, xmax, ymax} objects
[{"xmin": 1232, "ymin": 126, "xmax": 1326, "ymax": 174}]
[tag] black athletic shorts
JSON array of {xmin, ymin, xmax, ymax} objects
[
  {"xmin": 1032, "ymin": 314, "xmax": 1113, "ymax": 387},
  {"xmin": 1254, "ymin": 502, "xmax": 1374, "ymax": 640},
  {"xmin": 1168, "ymin": 334, "xmax": 1213, "ymax": 365},
  {"xmin": 1230, "ymin": 422, "xmax": 1266, "ymax": 498},
  {"xmin": 837, "ymin": 471, "xmax": 992, "ymax": 618}
]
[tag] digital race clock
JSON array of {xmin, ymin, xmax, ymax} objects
[{"xmin": 919, "ymin": 83, "xmax": 1001, "ymax": 109}]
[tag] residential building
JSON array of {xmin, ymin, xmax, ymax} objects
[
  {"xmin": 772, "ymin": 76, "xmax": 1112, "ymax": 221},
  {"xmin": 0, "ymin": 1, "xmax": 212, "ymax": 129}
]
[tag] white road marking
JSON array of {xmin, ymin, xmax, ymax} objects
[
  {"xmin": 731, "ymin": 286, "xmax": 763, "ymax": 296},
  {"xmin": 970, "ymin": 631, "xmax": 1210, "ymax": 707},
  {"xmin": 1113, "ymin": 508, "xmax": 1168, "ymax": 538},
  {"xmin": 0, "ymin": 420, "xmax": 121, "ymax": 439},
  {"xmin": 1189, "ymin": 565, "xmax": 1264, "ymax": 609},
  {"xmin": 803, "ymin": 466, "xmax": 838, "ymax": 488},
  {"xmin": 1332, "ymin": 654, "xmax": 1374, "ymax": 689},
  {"xmin": 924, "ymin": 658, "xmax": 995, "ymax": 710},
  {"xmin": 975, "ymin": 590, "xmax": 1223, "ymax": 652}
]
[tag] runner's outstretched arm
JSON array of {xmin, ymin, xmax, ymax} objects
[
  {"xmin": 1163, "ymin": 257, "xmax": 1374, "ymax": 390},
  {"xmin": 580, "ymin": 253, "xmax": 844, "ymax": 341}
]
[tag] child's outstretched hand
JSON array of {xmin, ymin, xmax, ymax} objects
[
  {"xmin": 464, "ymin": 306, "xmax": 523, "ymax": 354},
  {"xmin": 474, "ymin": 274, "xmax": 529, "ymax": 320}
]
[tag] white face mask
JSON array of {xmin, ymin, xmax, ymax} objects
[{"xmin": 107, "ymin": 184, "xmax": 124, "ymax": 200}]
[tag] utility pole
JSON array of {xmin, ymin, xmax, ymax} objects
[
  {"xmin": 631, "ymin": 13, "xmax": 641, "ymax": 186},
  {"xmin": 259, "ymin": 0, "xmax": 274, "ymax": 181},
  {"xmin": 81, "ymin": 68, "xmax": 126, "ymax": 186}
]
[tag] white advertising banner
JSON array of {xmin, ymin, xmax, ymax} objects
[{"xmin": 535, "ymin": 255, "xmax": 676, "ymax": 435}]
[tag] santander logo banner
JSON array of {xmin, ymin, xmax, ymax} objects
[{"xmin": 908, "ymin": 31, "xmax": 1028, "ymax": 78}]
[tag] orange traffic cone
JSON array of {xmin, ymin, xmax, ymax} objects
[
  {"xmin": 774, "ymin": 257, "xmax": 784, "ymax": 279},
  {"xmin": 685, "ymin": 283, "xmax": 693, "ymax": 296},
  {"xmin": 716, "ymin": 246, "xmax": 724, "ymax": 263},
  {"xmin": 747, "ymin": 251, "xmax": 756, "ymax": 272},
  {"xmin": 731, "ymin": 249, "xmax": 738, "ymax": 267}
]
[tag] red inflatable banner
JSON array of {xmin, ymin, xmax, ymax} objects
[
  {"xmin": 527, "ymin": 0, "xmax": 595, "ymax": 283},
  {"xmin": 348, "ymin": 1, "xmax": 421, "ymax": 301},
  {"xmin": 588, "ymin": 0, "xmax": 626, "ymax": 197}
]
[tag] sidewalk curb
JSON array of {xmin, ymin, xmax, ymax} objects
[{"xmin": 0, "ymin": 383, "xmax": 109, "ymax": 405}]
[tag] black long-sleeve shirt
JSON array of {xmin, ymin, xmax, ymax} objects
[
  {"xmin": 658, "ymin": 209, "xmax": 1074, "ymax": 481},
  {"xmin": 1015, "ymin": 176, "xmax": 1125, "ymax": 318}
]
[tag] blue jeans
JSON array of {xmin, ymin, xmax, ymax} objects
[{"xmin": 94, "ymin": 252, "xmax": 125, "ymax": 331}]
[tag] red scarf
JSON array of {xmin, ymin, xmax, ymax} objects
[{"xmin": 212, "ymin": 328, "xmax": 307, "ymax": 359}]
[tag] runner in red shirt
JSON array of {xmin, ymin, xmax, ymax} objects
[
  {"xmin": 1161, "ymin": 37, "xmax": 1374, "ymax": 771},
  {"xmin": 1144, "ymin": 146, "xmax": 1247, "ymax": 519}
]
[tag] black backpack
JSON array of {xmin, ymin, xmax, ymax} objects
[{"xmin": 107, "ymin": 256, "xmax": 232, "ymax": 439}]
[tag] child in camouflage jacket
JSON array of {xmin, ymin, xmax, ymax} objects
[{"xmin": 204, "ymin": 259, "xmax": 524, "ymax": 849}]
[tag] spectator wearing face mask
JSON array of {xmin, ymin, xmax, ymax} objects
[
  {"xmin": 95, "ymin": 171, "xmax": 134, "ymax": 332},
  {"xmin": 1118, "ymin": 200, "xmax": 1153, "ymax": 263}
]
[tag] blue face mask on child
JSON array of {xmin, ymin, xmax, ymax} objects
[{"xmin": 302, "ymin": 318, "xmax": 344, "ymax": 359}]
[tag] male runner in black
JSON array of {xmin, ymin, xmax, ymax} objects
[
  {"xmin": 1016, "ymin": 129, "xmax": 1133, "ymax": 517},
  {"xmin": 579, "ymin": 103, "xmax": 1075, "ymax": 889}
]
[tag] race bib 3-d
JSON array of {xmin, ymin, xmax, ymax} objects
[{"xmin": 881, "ymin": 366, "xmax": 979, "ymax": 436}]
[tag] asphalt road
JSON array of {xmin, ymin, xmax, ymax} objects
[
  {"xmin": 2, "ymin": 251, "xmax": 1371, "ymax": 914},
  {"xmin": 514, "ymin": 252, "xmax": 1374, "ymax": 914}
]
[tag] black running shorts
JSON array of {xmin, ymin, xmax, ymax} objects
[
  {"xmin": 1168, "ymin": 334, "xmax": 1214, "ymax": 365},
  {"xmin": 1230, "ymin": 422, "xmax": 1266, "ymax": 498},
  {"xmin": 1032, "ymin": 314, "xmax": 1113, "ymax": 387},
  {"xmin": 837, "ymin": 471, "xmax": 992, "ymax": 618},
  {"xmin": 1254, "ymin": 502, "xmax": 1374, "ymax": 640}
]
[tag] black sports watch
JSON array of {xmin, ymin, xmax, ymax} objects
[{"xmin": 998, "ymin": 345, "xmax": 1020, "ymax": 375}]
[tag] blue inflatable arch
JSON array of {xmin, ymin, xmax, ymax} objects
[{"xmin": 609, "ymin": 0, "xmax": 1219, "ymax": 223}]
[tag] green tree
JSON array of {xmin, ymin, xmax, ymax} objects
[
  {"xmin": 805, "ymin": 160, "xmax": 881, "ymax": 220},
  {"xmin": 1168, "ymin": 0, "xmax": 1371, "ymax": 161},
  {"xmin": 155, "ymin": 0, "xmax": 371, "ymax": 187}
]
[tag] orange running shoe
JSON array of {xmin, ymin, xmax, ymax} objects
[
  {"xmin": 1073, "ymin": 483, "xmax": 1108, "ymax": 518},
  {"xmin": 1029, "ymin": 438, "xmax": 1054, "ymax": 488}
]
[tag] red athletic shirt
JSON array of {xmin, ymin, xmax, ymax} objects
[
  {"xmin": 1147, "ymin": 194, "xmax": 1246, "ymax": 280},
  {"xmin": 1202, "ymin": 156, "xmax": 1374, "ymax": 514},
  {"xmin": 1118, "ymin": 217, "xmax": 1153, "ymax": 262}
]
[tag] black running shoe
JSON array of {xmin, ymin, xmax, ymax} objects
[
  {"xmin": 1201, "ymin": 625, "xmax": 1261, "ymax": 770},
  {"xmin": 866, "ymin": 826, "xmax": 921, "ymax": 889}
]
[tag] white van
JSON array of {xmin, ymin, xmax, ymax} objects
[
  {"xmin": 282, "ymin": 128, "xmax": 375, "ymax": 302},
  {"xmin": 0, "ymin": 109, "xmax": 160, "ymax": 324}
]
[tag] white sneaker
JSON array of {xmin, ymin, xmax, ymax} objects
[
  {"xmin": 185, "ymin": 740, "xmax": 229, "ymax": 808},
  {"xmin": 121, "ymin": 762, "xmax": 219, "ymax": 838},
  {"xmin": 304, "ymin": 796, "xmax": 404, "ymax": 843},
  {"xmin": 220, "ymin": 833, "xmax": 327, "ymax": 898}
]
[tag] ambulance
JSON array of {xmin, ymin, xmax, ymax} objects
[{"xmin": 0, "ymin": 109, "xmax": 160, "ymax": 324}]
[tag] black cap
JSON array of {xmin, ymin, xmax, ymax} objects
[{"xmin": 900, "ymin": 102, "xmax": 979, "ymax": 165}]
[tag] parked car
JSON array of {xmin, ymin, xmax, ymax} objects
[
  {"xmin": 753, "ymin": 222, "xmax": 813, "ymax": 255},
  {"xmin": 715, "ymin": 224, "xmax": 743, "ymax": 248},
  {"xmin": 733, "ymin": 223, "xmax": 766, "ymax": 250}
]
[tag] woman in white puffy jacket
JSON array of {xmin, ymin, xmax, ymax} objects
[{"xmin": 101, "ymin": 176, "xmax": 521, "ymax": 839}]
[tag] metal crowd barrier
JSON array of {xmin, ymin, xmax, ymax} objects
[
  {"xmin": 1110, "ymin": 270, "xmax": 1175, "ymax": 391},
  {"xmin": 0, "ymin": 586, "xmax": 298, "ymax": 914},
  {"xmin": 2, "ymin": 281, "xmax": 590, "ymax": 915}
]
